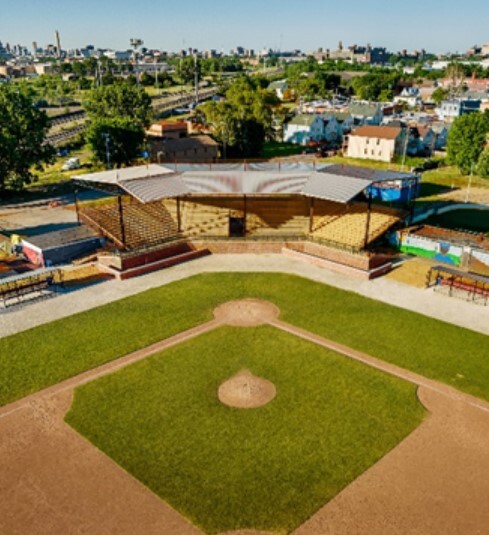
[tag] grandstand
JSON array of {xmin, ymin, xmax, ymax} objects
[
  {"xmin": 80, "ymin": 199, "xmax": 179, "ymax": 249},
  {"xmin": 73, "ymin": 163, "xmax": 410, "ymax": 278}
]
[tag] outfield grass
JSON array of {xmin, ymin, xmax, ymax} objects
[
  {"xmin": 2, "ymin": 273, "xmax": 489, "ymax": 407},
  {"xmin": 66, "ymin": 325, "xmax": 424, "ymax": 534}
]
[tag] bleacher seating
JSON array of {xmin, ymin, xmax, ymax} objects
[
  {"xmin": 80, "ymin": 199, "xmax": 179, "ymax": 249},
  {"xmin": 246, "ymin": 198, "xmax": 309, "ymax": 237},
  {"xmin": 80, "ymin": 195, "xmax": 402, "ymax": 252},
  {"xmin": 311, "ymin": 201, "xmax": 402, "ymax": 248}
]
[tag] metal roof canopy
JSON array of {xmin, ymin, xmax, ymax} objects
[
  {"xmin": 322, "ymin": 164, "xmax": 417, "ymax": 183},
  {"xmin": 73, "ymin": 163, "xmax": 373, "ymax": 204},
  {"xmin": 73, "ymin": 164, "xmax": 175, "ymax": 185},
  {"xmin": 302, "ymin": 172, "xmax": 372, "ymax": 203}
]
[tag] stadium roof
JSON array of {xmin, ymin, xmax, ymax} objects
[
  {"xmin": 302, "ymin": 172, "xmax": 372, "ymax": 203},
  {"xmin": 73, "ymin": 162, "xmax": 415, "ymax": 204}
]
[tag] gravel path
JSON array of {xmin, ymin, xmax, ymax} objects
[
  {"xmin": 2, "ymin": 300, "xmax": 489, "ymax": 535},
  {"xmin": 2, "ymin": 254, "xmax": 489, "ymax": 338}
]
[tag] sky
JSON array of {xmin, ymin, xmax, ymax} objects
[{"xmin": 1, "ymin": 0, "xmax": 488, "ymax": 55}]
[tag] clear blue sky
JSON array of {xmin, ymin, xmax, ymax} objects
[{"xmin": 1, "ymin": 0, "xmax": 488, "ymax": 54}]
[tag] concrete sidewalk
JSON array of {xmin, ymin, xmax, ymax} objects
[{"xmin": 1, "ymin": 254, "xmax": 488, "ymax": 338}]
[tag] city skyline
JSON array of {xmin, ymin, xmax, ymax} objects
[{"xmin": 1, "ymin": 0, "xmax": 489, "ymax": 54}]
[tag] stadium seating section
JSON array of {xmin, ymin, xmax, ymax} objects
[{"xmin": 80, "ymin": 196, "xmax": 403, "ymax": 251}]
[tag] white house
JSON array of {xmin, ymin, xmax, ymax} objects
[
  {"xmin": 268, "ymin": 80, "xmax": 288, "ymax": 100},
  {"xmin": 436, "ymin": 99, "xmax": 481, "ymax": 122},
  {"xmin": 284, "ymin": 114, "xmax": 324, "ymax": 145},
  {"xmin": 394, "ymin": 87, "xmax": 422, "ymax": 108},
  {"xmin": 346, "ymin": 125, "xmax": 405, "ymax": 162}
]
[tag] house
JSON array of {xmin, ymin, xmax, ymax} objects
[
  {"xmin": 147, "ymin": 119, "xmax": 218, "ymax": 162},
  {"xmin": 431, "ymin": 122, "xmax": 449, "ymax": 149},
  {"xmin": 284, "ymin": 114, "xmax": 324, "ymax": 145},
  {"xmin": 150, "ymin": 135, "xmax": 219, "ymax": 163},
  {"xmin": 345, "ymin": 125, "xmax": 405, "ymax": 162},
  {"xmin": 394, "ymin": 87, "xmax": 422, "ymax": 108},
  {"xmin": 321, "ymin": 115, "xmax": 341, "ymax": 144},
  {"xmin": 348, "ymin": 103, "xmax": 383, "ymax": 126},
  {"xmin": 323, "ymin": 111, "xmax": 354, "ymax": 134},
  {"xmin": 436, "ymin": 99, "xmax": 481, "ymax": 122},
  {"xmin": 408, "ymin": 126, "xmax": 436, "ymax": 156},
  {"xmin": 146, "ymin": 120, "xmax": 188, "ymax": 139},
  {"xmin": 268, "ymin": 80, "xmax": 288, "ymax": 100}
]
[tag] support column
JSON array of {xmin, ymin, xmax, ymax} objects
[
  {"xmin": 243, "ymin": 194, "xmax": 247, "ymax": 235},
  {"xmin": 74, "ymin": 188, "xmax": 80, "ymax": 225},
  {"xmin": 117, "ymin": 195, "xmax": 126, "ymax": 247},
  {"xmin": 176, "ymin": 197, "xmax": 182, "ymax": 233},
  {"xmin": 309, "ymin": 197, "xmax": 315, "ymax": 234},
  {"xmin": 363, "ymin": 190, "xmax": 373, "ymax": 249}
]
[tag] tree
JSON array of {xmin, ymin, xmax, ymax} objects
[
  {"xmin": 86, "ymin": 117, "xmax": 145, "ymax": 167},
  {"xmin": 447, "ymin": 111, "xmax": 489, "ymax": 174},
  {"xmin": 476, "ymin": 146, "xmax": 489, "ymax": 178},
  {"xmin": 431, "ymin": 87, "xmax": 449, "ymax": 106},
  {"xmin": 0, "ymin": 84, "xmax": 55, "ymax": 192},
  {"xmin": 199, "ymin": 77, "xmax": 281, "ymax": 158},
  {"xmin": 84, "ymin": 82, "xmax": 151, "ymax": 167}
]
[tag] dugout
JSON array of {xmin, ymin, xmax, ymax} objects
[
  {"xmin": 427, "ymin": 264, "xmax": 489, "ymax": 305},
  {"xmin": 21, "ymin": 226, "xmax": 103, "ymax": 267}
]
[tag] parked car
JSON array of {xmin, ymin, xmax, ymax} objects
[{"xmin": 62, "ymin": 157, "xmax": 80, "ymax": 171}]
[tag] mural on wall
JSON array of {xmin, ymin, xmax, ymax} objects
[{"xmin": 391, "ymin": 233, "xmax": 463, "ymax": 266}]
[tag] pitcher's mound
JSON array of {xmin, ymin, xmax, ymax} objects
[{"xmin": 218, "ymin": 370, "xmax": 276, "ymax": 409}]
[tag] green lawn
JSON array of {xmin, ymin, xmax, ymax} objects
[
  {"xmin": 261, "ymin": 141, "xmax": 305, "ymax": 158},
  {"xmin": 66, "ymin": 325, "xmax": 424, "ymax": 534},
  {"xmin": 2, "ymin": 273, "xmax": 489, "ymax": 407}
]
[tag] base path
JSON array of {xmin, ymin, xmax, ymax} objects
[{"xmin": 2, "ymin": 300, "xmax": 489, "ymax": 534}]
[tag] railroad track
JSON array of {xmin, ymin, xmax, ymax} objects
[{"xmin": 44, "ymin": 87, "xmax": 219, "ymax": 146}]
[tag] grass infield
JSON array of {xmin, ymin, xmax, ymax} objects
[
  {"xmin": 66, "ymin": 325, "xmax": 424, "ymax": 534},
  {"xmin": 1, "ymin": 272, "xmax": 489, "ymax": 406}
]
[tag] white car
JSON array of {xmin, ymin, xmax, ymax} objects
[{"xmin": 62, "ymin": 157, "xmax": 80, "ymax": 171}]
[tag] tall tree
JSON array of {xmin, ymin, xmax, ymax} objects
[
  {"xmin": 447, "ymin": 111, "xmax": 489, "ymax": 174},
  {"xmin": 0, "ymin": 84, "xmax": 55, "ymax": 193},
  {"xmin": 199, "ymin": 76, "xmax": 281, "ymax": 158},
  {"xmin": 84, "ymin": 82, "xmax": 151, "ymax": 167}
]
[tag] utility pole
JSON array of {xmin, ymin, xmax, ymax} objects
[
  {"xmin": 130, "ymin": 38, "xmax": 143, "ymax": 86},
  {"xmin": 102, "ymin": 133, "xmax": 111, "ymax": 169},
  {"xmin": 154, "ymin": 51, "xmax": 160, "ymax": 94},
  {"xmin": 194, "ymin": 53, "xmax": 199, "ymax": 105},
  {"xmin": 401, "ymin": 126, "xmax": 409, "ymax": 172}
]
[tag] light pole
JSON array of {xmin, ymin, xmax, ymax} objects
[
  {"xmin": 154, "ymin": 51, "xmax": 160, "ymax": 93},
  {"xmin": 130, "ymin": 38, "xmax": 143, "ymax": 86},
  {"xmin": 102, "ymin": 133, "xmax": 111, "ymax": 169}
]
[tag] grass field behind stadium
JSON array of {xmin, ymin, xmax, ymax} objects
[{"xmin": 1, "ymin": 272, "xmax": 489, "ymax": 406}]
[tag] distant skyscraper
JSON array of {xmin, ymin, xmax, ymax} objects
[{"xmin": 55, "ymin": 30, "xmax": 61, "ymax": 57}]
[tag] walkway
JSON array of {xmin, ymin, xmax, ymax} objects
[{"xmin": 1, "ymin": 254, "xmax": 489, "ymax": 339}]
